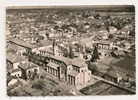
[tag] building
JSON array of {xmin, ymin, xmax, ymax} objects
[
  {"xmin": 44, "ymin": 61, "xmax": 60, "ymax": 78},
  {"xmin": 19, "ymin": 62, "xmax": 40, "ymax": 79},
  {"xmin": 10, "ymin": 68, "xmax": 22, "ymax": 78},
  {"xmin": 31, "ymin": 40, "xmax": 65, "ymax": 57},
  {"xmin": 92, "ymin": 41, "xmax": 114, "ymax": 58},
  {"xmin": 96, "ymin": 42, "xmax": 111, "ymax": 50},
  {"xmin": 8, "ymin": 60, "xmax": 40, "ymax": 80},
  {"xmin": 67, "ymin": 58, "xmax": 91, "ymax": 87},
  {"xmin": 6, "ymin": 53, "xmax": 27, "ymax": 72},
  {"xmin": 28, "ymin": 51, "xmax": 91, "ymax": 88},
  {"xmin": 7, "ymin": 59, "xmax": 14, "ymax": 74}
]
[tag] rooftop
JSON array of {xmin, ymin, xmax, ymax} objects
[
  {"xmin": 11, "ymin": 68, "xmax": 21, "ymax": 73},
  {"xmin": 68, "ymin": 70, "xmax": 79, "ymax": 77},
  {"xmin": 96, "ymin": 41, "xmax": 111, "ymax": 45},
  {"xmin": 19, "ymin": 62, "xmax": 39, "ymax": 70},
  {"xmin": 7, "ymin": 52, "xmax": 26, "ymax": 63},
  {"xmin": 38, "ymin": 40, "xmax": 53, "ymax": 47},
  {"xmin": 72, "ymin": 57, "xmax": 86, "ymax": 68},
  {"xmin": 50, "ymin": 55, "xmax": 72, "ymax": 66},
  {"xmin": 50, "ymin": 55, "xmax": 86, "ymax": 68},
  {"xmin": 47, "ymin": 62, "xmax": 59, "ymax": 69},
  {"xmin": 8, "ymin": 38, "xmax": 53, "ymax": 49}
]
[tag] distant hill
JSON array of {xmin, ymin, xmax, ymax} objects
[{"xmin": 6, "ymin": 5, "xmax": 135, "ymax": 12}]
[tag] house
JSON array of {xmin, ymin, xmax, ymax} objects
[
  {"xmin": 10, "ymin": 68, "xmax": 22, "ymax": 78},
  {"xmin": 92, "ymin": 41, "xmax": 114, "ymax": 58},
  {"xmin": 7, "ymin": 52, "xmax": 27, "ymax": 71},
  {"xmin": 19, "ymin": 62, "xmax": 40, "ymax": 79},
  {"xmin": 109, "ymin": 26, "xmax": 117, "ymax": 34},
  {"xmin": 8, "ymin": 60, "xmax": 40, "ymax": 80},
  {"xmin": 96, "ymin": 42, "xmax": 110, "ymax": 50},
  {"xmin": 31, "ymin": 40, "xmax": 65, "ymax": 57}
]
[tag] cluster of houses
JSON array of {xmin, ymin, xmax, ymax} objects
[
  {"xmin": 27, "ymin": 43, "xmax": 92, "ymax": 88},
  {"xmin": 7, "ymin": 30, "xmax": 133, "ymax": 89},
  {"xmin": 7, "ymin": 59, "xmax": 40, "ymax": 80},
  {"xmin": 7, "ymin": 38, "xmax": 93, "ymax": 89}
]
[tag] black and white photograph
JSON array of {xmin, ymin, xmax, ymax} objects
[{"xmin": 6, "ymin": 5, "xmax": 136, "ymax": 96}]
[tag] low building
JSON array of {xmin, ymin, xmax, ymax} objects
[
  {"xmin": 19, "ymin": 62, "xmax": 40, "ymax": 79},
  {"xmin": 10, "ymin": 68, "xmax": 22, "ymax": 78},
  {"xmin": 6, "ymin": 53, "xmax": 27, "ymax": 73},
  {"xmin": 32, "ymin": 40, "xmax": 65, "ymax": 57},
  {"xmin": 92, "ymin": 41, "xmax": 114, "ymax": 58}
]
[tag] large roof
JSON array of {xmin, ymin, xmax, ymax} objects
[
  {"xmin": 8, "ymin": 38, "xmax": 52, "ymax": 49},
  {"xmin": 19, "ymin": 62, "xmax": 38, "ymax": 70},
  {"xmin": 50, "ymin": 55, "xmax": 72, "ymax": 66},
  {"xmin": 7, "ymin": 52, "xmax": 26, "ymax": 63},
  {"xmin": 50, "ymin": 55, "xmax": 86, "ymax": 68}
]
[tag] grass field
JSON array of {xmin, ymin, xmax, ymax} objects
[
  {"xmin": 111, "ymin": 54, "xmax": 135, "ymax": 78},
  {"xmin": 80, "ymin": 81, "xmax": 131, "ymax": 95}
]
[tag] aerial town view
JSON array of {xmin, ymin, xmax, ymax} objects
[{"xmin": 6, "ymin": 5, "xmax": 135, "ymax": 96}]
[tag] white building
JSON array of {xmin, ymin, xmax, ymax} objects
[{"xmin": 10, "ymin": 68, "xmax": 22, "ymax": 78}]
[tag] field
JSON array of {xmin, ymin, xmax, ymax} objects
[{"xmin": 80, "ymin": 81, "xmax": 131, "ymax": 95}]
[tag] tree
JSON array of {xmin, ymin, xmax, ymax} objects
[
  {"xmin": 87, "ymin": 61, "xmax": 98, "ymax": 73},
  {"xmin": 91, "ymin": 46, "xmax": 99, "ymax": 62},
  {"xmin": 45, "ymin": 32, "xmax": 49, "ymax": 39},
  {"xmin": 63, "ymin": 49, "xmax": 69, "ymax": 57},
  {"xmin": 94, "ymin": 13, "xmax": 100, "ymax": 19},
  {"xmin": 104, "ymin": 20, "xmax": 110, "ymax": 32},
  {"xmin": 108, "ymin": 34, "xmax": 114, "ymax": 39},
  {"xmin": 68, "ymin": 45, "xmax": 74, "ymax": 59},
  {"xmin": 52, "ymin": 39, "xmax": 56, "ymax": 55}
]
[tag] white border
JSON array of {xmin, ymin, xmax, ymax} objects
[{"xmin": 0, "ymin": 0, "xmax": 137, "ymax": 100}]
